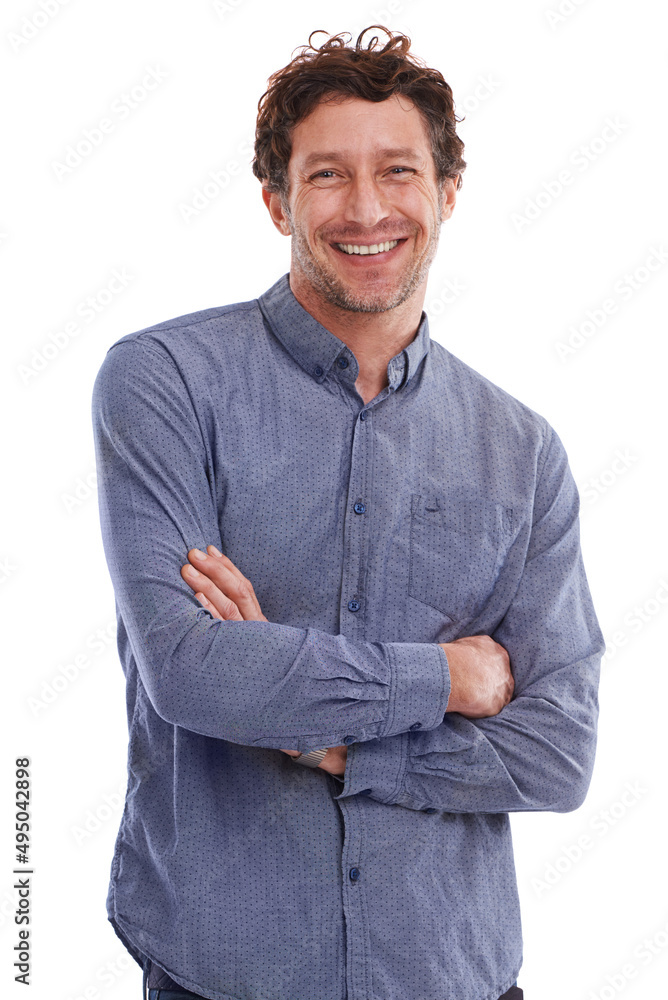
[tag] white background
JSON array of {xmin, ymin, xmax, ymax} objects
[{"xmin": 2, "ymin": 1, "xmax": 667, "ymax": 998}]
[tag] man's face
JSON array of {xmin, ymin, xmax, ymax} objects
[{"xmin": 265, "ymin": 93, "xmax": 457, "ymax": 314}]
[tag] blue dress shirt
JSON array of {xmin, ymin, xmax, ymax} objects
[{"xmin": 92, "ymin": 271, "xmax": 604, "ymax": 1000}]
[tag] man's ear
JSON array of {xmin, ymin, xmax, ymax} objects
[
  {"xmin": 262, "ymin": 186, "xmax": 292, "ymax": 236},
  {"xmin": 439, "ymin": 176, "xmax": 458, "ymax": 222}
]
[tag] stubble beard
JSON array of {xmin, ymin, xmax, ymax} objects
[{"xmin": 283, "ymin": 197, "xmax": 443, "ymax": 314}]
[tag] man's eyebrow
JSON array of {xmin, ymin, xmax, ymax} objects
[{"xmin": 300, "ymin": 147, "xmax": 424, "ymax": 170}]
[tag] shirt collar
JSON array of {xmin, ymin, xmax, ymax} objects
[{"xmin": 257, "ymin": 272, "xmax": 431, "ymax": 392}]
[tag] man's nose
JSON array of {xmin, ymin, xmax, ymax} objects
[{"xmin": 341, "ymin": 173, "xmax": 391, "ymax": 230}]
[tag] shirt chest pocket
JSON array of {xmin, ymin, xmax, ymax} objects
[{"xmin": 408, "ymin": 493, "xmax": 517, "ymax": 625}]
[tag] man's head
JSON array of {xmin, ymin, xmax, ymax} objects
[{"xmin": 253, "ymin": 26, "xmax": 466, "ymax": 315}]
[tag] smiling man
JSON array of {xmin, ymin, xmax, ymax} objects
[
  {"xmin": 263, "ymin": 91, "xmax": 454, "ymax": 406},
  {"xmin": 92, "ymin": 26, "xmax": 604, "ymax": 1000}
]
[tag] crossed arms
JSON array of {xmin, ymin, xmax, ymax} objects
[
  {"xmin": 92, "ymin": 338, "xmax": 605, "ymax": 814},
  {"xmin": 179, "ymin": 544, "xmax": 515, "ymax": 777}
]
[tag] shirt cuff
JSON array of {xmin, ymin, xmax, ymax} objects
[
  {"xmin": 381, "ymin": 641, "xmax": 451, "ymax": 738},
  {"xmin": 331, "ymin": 644, "xmax": 451, "ymax": 803},
  {"xmin": 331, "ymin": 730, "xmax": 409, "ymax": 803}
]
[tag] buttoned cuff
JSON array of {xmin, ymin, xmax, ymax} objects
[
  {"xmin": 382, "ymin": 641, "xmax": 451, "ymax": 739},
  {"xmin": 331, "ymin": 730, "xmax": 408, "ymax": 803},
  {"xmin": 330, "ymin": 643, "xmax": 450, "ymax": 803}
]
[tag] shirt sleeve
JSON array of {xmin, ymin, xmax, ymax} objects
[
  {"xmin": 92, "ymin": 339, "xmax": 450, "ymax": 751},
  {"xmin": 333, "ymin": 424, "xmax": 604, "ymax": 814}
]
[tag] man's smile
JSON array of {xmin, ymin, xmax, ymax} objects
[{"xmin": 328, "ymin": 236, "xmax": 409, "ymax": 262}]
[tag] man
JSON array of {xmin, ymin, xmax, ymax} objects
[{"xmin": 92, "ymin": 25, "xmax": 604, "ymax": 1000}]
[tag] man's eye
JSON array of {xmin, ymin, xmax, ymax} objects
[{"xmin": 312, "ymin": 167, "xmax": 414, "ymax": 179}]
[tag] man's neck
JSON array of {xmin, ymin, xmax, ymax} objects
[{"xmin": 288, "ymin": 270, "xmax": 426, "ymax": 404}]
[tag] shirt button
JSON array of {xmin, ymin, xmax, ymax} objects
[
  {"xmin": 314, "ymin": 366, "xmax": 324, "ymax": 377},
  {"xmin": 353, "ymin": 502, "xmax": 366, "ymax": 514},
  {"xmin": 359, "ymin": 788, "xmax": 372, "ymax": 795},
  {"xmin": 349, "ymin": 867, "xmax": 361, "ymax": 881},
  {"xmin": 347, "ymin": 599, "xmax": 360, "ymax": 612},
  {"xmin": 423, "ymin": 808, "xmax": 438, "ymax": 814},
  {"xmin": 343, "ymin": 735, "xmax": 355, "ymax": 744},
  {"xmin": 337, "ymin": 357, "xmax": 349, "ymax": 369},
  {"xmin": 360, "ymin": 410, "xmax": 368, "ymax": 421},
  {"xmin": 409, "ymin": 722, "xmax": 422, "ymax": 730}
]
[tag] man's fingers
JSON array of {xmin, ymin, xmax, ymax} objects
[
  {"xmin": 184, "ymin": 547, "xmax": 266, "ymax": 621},
  {"xmin": 205, "ymin": 545, "xmax": 246, "ymax": 581},
  {"xmin": 195, "ymin": 593, "xmax": 225, "ymax": 621},
  {"xmin": 180, "ymin": 563, "xmax": 244, "ymax": 620}
]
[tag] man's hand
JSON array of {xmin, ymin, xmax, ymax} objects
[
  {"xmin": 181, "ymin": 544, "xmax": 268, "ymax": 622},
  {"xmin": 181, "ymin": 544, "xmax": 347, "ymax": 776},
  {"xmin": 440, "ymin": 635, "xmax": 514, "ymax": 718}
]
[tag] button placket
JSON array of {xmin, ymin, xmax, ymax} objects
[{"xmin": 339, "ymin": 405, "xmax": 373, "ymax": 637}]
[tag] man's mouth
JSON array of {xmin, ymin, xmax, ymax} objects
[{"xmin": 332, "ymin": 238, "xmax": 406, "ymax": 256}]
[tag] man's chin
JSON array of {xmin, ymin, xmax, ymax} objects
[
  {"xmin": 290, "ymin": 244, "xmax": 421, "ymax": 313},
  {"xmin": 315, "ymin": 279, "xmax": 408, "ymax": 313},
  {"xmin": 334, "ymin": 291, "xmax": 407, "ymax": 314},
  {"xmin": 314, "ymin": 264, "xmax": 416, "ymax": 313}
]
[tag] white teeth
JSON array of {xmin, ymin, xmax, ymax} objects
[{"xmin": 336, "ymin": 239, "xmax": 400, "ymax": 255}]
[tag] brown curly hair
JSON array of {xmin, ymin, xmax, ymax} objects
[{"xmin": 252, "ymin": 25, "xmax": 466, "ymax": 202}]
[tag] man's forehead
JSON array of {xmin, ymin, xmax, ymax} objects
[
  {"xmin": 290, "ymin": 97, "xmax": 431, "ymax": 167},
  {"xmin": 299, "ymin": 146, "xmax": 427, "ymax": 170}
]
